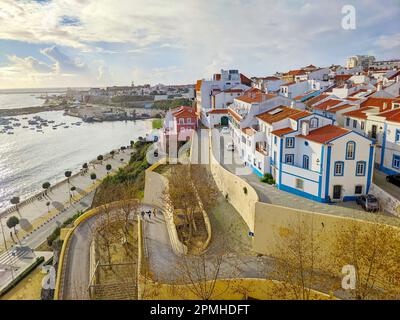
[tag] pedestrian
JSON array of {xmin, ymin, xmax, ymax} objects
[
  {"xmin": 153, "ymin": 208, "xmax": 157, "ymax": 217},
  {"xmin": 141, "ymin": 211, "xmax": 145, "ymax": 219},
  {"xmin": 147, "ymin": 211, "xmax": 151, "ymax": 219}
]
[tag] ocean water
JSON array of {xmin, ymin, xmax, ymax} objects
[
  {"xmin": 0, "ymin": 93, "xmax": 45, "ymax": 110},
  {"xmin": 0, "ymin": 111, "xmax": 153, "ymax": 211}
]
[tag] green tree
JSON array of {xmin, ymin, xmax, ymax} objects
[
  {"xmin": 106, "ymin": 164, "xmax": 112, "ymax": 174},
  {"xmin": 6, "ymin": 216, "xmax": 20, "ymax": 244},
  {"xmin": 42, "ymin": 182, "xmax": 51, "ymax": 195},
  {"xmin": 10, "ymin": 196, "xmax": 20, "ymax": 215},
  {"xmin": 90, "ymin": 173, "xmax": 97, "ymax": 184},
  {"xmin": 97, "ymin": 155, "xmax": 104, "ymax": 164}
]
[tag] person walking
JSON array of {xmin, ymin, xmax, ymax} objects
[
  {"xmin": 141, "ymin": 211, "xmax": 145, "ymax": 219},
  {"xmin": 153, "ymin": 208, "xmax": 157, "ymax": 218},
  {"xmin": 147, "ymin": 211, "xmax": 151, "ymax": 219}
]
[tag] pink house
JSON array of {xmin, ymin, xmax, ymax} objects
[{"xmin": 162, "ymin": 106, "xmax": 198, "ymax": 143}]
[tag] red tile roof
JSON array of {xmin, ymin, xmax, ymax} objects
[
  {"xmin": 271, "ymin": 127, "xmax": 295, "ymax": 137},
  {"xmin": 207, "ymin": 109, "xmax": 229, "ymax": 114},
  {"xmin": 334, "ymin": 74, "xmax": 352, "ymax": 81},
  {"xmin": 240, "ymin": 73, "xmax": 252, "ymax": 86},
  {"xmin": 256, "ymin": 106, "xmax": 310, "ymax": 124},
  {"xmin": 325, "ymin": 103, "xmax": 356, "ymax": 114},
  {"xmin": 173, "ymin": 106, "xmax": 196, "ymax": 118},
  {"xmin": 287, "ymin": 69, "xmax": 306, "ymax": 76},
  {"xmin": 343, "ymin": 107, "xmax": 375, "ymax": 120},
  {"xmin": 236, "ymin": 87, "xmax": 276, "ymax": 104},
  {"xmin": 306, "ymin": 93, "xmax": 330, "ymax": 107},
  {"xmin": 296, "ymin": 125, "xmax": 350, "ymax": 144},
  {"xmin": 360, "ymin": 97, "xmax": 395, "ymax": 112},
  {"xmin": 241, "ymin": 127, "xmax": 255, "ymax": 136},
  {"xmin": 376, "ymin": 109, "xmax": 400, "ymax": 123},
  {"xmin": 312, "ymin": 99, "xmax": 343, "ymax": 111}
]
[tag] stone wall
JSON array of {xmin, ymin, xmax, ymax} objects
[{"xmin": 370, "ymin": 183, "xmax": 400, "ymax": 217}]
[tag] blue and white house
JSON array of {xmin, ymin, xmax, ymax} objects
[{"xmin": 229, "ymin": 105, "xmax": 375, "ymax": 203}]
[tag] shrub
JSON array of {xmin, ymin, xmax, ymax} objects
[{"xmin": 261, "ymin": 173, "xmax": 275, "ymax": 185}]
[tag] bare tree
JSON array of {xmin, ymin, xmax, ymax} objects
[{"xmin": 333, "ymin": 214, "xmax": 400, "ymax": 300}]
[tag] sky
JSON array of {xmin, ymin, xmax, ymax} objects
[{"xmin": 0, "ymin": 0, "xmax": 399, "ymax": 88}]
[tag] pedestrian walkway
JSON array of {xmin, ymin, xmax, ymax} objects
[{"xmin": 0, "ymin": 149, "xmax": 132, "ymax": 253}]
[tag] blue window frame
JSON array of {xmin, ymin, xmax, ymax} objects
[
  {"xmin": 346, "ymin": 141, "xmax": 356, "ymax": 160},
  {"xmin": 303, "ymin": 155, "xmax": 310, "ymax": 170},
  {"xmin": 356, "ymin": 161, "xmax": 366, "ymax": 176},
  {"xmin": 273, "ymin": 151, "xmax": 277, "ymax": 164},
  {"xmin": 396, "ymin": 129, "xmax": 400, "ymax": 142},
  {"xmin": 285, "ymin": 154, "xmax": 294, "ymax": 165},
  {"xmin": 274, "ymin": 136, "xmax": 277, "ymax": 145},
  {"xmin": 334, "ymin": 161, "xmax": 344, "ymax": 176},
  {"xmin": 286, "ymin": 137, "xmax": 295, "ymax": 148},
  {"xmin": 393, "ymin": 154, "xmax": 400, "ymax": 169}
]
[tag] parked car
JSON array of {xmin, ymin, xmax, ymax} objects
[
  {"xmin": 356, "ymin": 194, "xmax": 380, "ymax": 212},
  {"xmin": 221, "ymin": 126, "xmax": 230, "ymax": 134},
  {"xmin": 386, "ymin": 174, "xmax": 400, "ymax": 187},
  {"xmin": 226, "ymin": 143, "xmax": 235, "ymax": 151}
]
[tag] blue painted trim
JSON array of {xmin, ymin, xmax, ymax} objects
[
  {"xmin": 334, "ymin": 161, "xmax": 344, "ymax": 176},
  {"xmin": 345, "ymin": 141, "xmax": 356, "ymax": 160},
  {"xmin": 318, "ymin": 145, "xmax": 325, "ymax": 198},
  {"xmin": 396, "ymin": 129, "xmax": 400, "ymax": 142},
  {"xmin": 328, "ymin": 130, "xmax": 375, "ymax": 144},
  {"xmin": 281, "ymin": 171, "xmax": 319, "ymax": 183},
  {"xmin": 325, "ymin": 146, "xmax": 332, "ymax": 200},
  {"xmin": 380, "ymin": 123, "xmax": 387, "ymax": 171},
  {"xmin": 284, "ymin": 154, "xmax": 295, "ymax": 165},
  {"xmin": 366, "ymin": 146, "xmax": 374, "ymax": 193},
  {"xmin": 251, "ymin": 165, "xmax": 263, "ymax": 177},
  {"xmin": 303, "ymin": 155, "xmax": 310, "ymax": 170},
  {"xmin": 393, "ymin": 154, "xmax": 400, "ymax": 170},
  {"xmin": 343, "ymin": 196, "xmax": 357, "ymax": 202},
  {"xmin": 356, "ymin": 161, "xmax": 367, "ymax": 176},
  {"xmin": 283, "ymin": 162, "xmax": 320, "ymax": 174},
  {"xmin": 279, "ymin": 184, "xmax": 328, "ymax": 203},
  {"xmin": 285, "ymin": 137, "xmax": 295, "ymax": 148},
  {"xmin": 379, "ymin": 165, "xmax": 400, "ymax": 175}
]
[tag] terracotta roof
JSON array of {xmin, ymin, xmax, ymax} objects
[
  {"xmin": 173, "ymin": 106, "xmax": 196, "ymax": 118},
  {"xmin": 290, "ymin": 110, "xmax": 312, "ymax": 120},
  {"xmin": 287, "ymin": 69, "xmax": 306, "ymax": 76},
  {"xmin": 325, "ymin": 104, "xmax": 356, "ymax": 114},
  {"xmin": 236, "ymin": 87, "xmax": 276, "ymax": 104},
  {"xmin": 241, "ymin": 127, "xmax": 255, "ymax": 136},
  {"xmin": 343, "ymin": 107, "xmax": 375, "ymax": 120},
  {"xmin": 256, "ymin": 106, "xmax": 309, "ymax": 124},
  {"xmin": 261, "ymin": 76, "xmax": 280, "ymax": 81},
  {"xmin": 271, "ymin": 127, "xmax": 295, "ymax": 137},
  {"xmin": 296, "ymin": 125, "xmax": 350, "ymax": 144},
  {"xmin": 375, "ymin": 109, "xmax": 400, "ymax": 123},
  {"xmin": 207, "ymin": 109, "xmax": 229, "ymax": 114},
  {"xmin": 360, "ymin": 97, "xmax": 395, "ymax": 112},
  {"xmin": 334, "ymin": 74, "xmax": 352, "ymax": 81},
  {"xmin": 306, "ymin": 93, "xmax": 330, "ymax": 107},
  {"xmin": 312, "ymin": 99, "xmax": 343, "ymax": 111},
  {"xmin": 228, "ymin": 108, "xmax": 242, "ymax": 122},
  {"xmin": 224, "ymin": 88, "xmax": 244, "ymax": 93},
  {"xmin": 214, "ymin": 74, "xmax": 221, "ymax": 81},
  {"xmin": 195, "ymin": 80, "xmax": 202, "ymax": 92},
  {"xmin": 346, "ymin": 97, "xmax": 361, "ymax": 101},
  {"xmin": 240, "ymin": 73, "xmax": 252, "ymax": 86}
]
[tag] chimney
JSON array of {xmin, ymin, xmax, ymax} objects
[
  {"xmin": 396, "ymin": 75, "xmax": 400, "ymax": 83},
  {"xmin": 383, "ymin": 102, "xmax": 388, "ymax": 110},
  {"xmin": 291, "ymin": 101, "xmax": 295, "ymax": 108},
  {"xmin": 377, "ymin": 82, "xmax": 382, "ymax": 91},
  {"xmin": 301, "ymin": 121, "xmax": 310, "ymax": 136}
]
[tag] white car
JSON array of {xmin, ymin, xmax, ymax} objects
[
  {"xmin": 226, "ymin": 143, "xmax": 235, "ymax": 151},
  {"xmin": 221, "ymin": 126, "xmax": 230, "ymax": 134}
]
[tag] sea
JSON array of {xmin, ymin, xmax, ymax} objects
[{"xmin": 0, "ymin": 90, "xmax": 153, "ymax": 211}]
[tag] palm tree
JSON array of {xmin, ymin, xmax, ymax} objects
[
  {"xmin": 10, "ymin": 196, "xmax": 20, "ymax": 215},
  {"xmin": 70, "ymin": 186, "xmax": 76, "ymax": 198},
  {"xmin": 90, "ymin": 173, "xmax": 97, "ymax": 184},
  {"xmin": 6, "ymin": 216, "xmax": 20, "ymax": 244},
  {"xmin": 65, "ymin": 170, "xmax": 72, "ymax": 183},
  {"xmin": 42, "ymin": 182, "xmax": 51, "ymax": 196}
]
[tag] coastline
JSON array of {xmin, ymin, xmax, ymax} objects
[{"xmin": 0, "ymin": 105, "xmax": 65, "ymax": 117}]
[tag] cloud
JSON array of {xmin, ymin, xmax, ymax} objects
[
  {"xmin": 375, "ymin": 33, "xmax": 400, "ymax": 50},
  {"xmin": 41, "ymin": 46, "xmax": 87, "ymax": 74}
]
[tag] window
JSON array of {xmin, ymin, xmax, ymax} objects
[
  {"xmin": 396, "ymin": 129, "xmax": 400, "ymax": 143},
  {"xmin": 346, "ymin": 117, "xmax": 350, "ymax": 126},
  {"xmin": 285, "ymin": 154, "xmax": 294, "ymax": 165},
  {"xmin": 334, "ymin": 161, "xmax": 344, "ymax": 176},
  {"xmin": 286, "ymin": 137, "xmax": 295, "ymax": 148},
  {"xmin": 356, "ymin": 161, "xmax": 366, "ymax": 176},
  {"xmin": 310, "ymin": 117, "xmax": 319, "ymax": 129},
  {"xmin": 353, "ymin": 120, "xmax": 357, "ymax": 128},
  {"xmin": 258, "ymin": 162, "xmax": 261, "ymax": 169},
  {"xmin": 393, "ymin": 155, "xmax": 400, "ymax": 169},
  {"xmin": 361, "ymin": 122, "xmax": 365, "ymax": 130},
  {"xmin": 355, "ymin": 185, "xmax": 363, "ymax": 194},
  {"xmin": 303, "ymin": 155, "xmax": 310, "ymax": 170},
  {"xmin": 346, "ymin": 141, "xmax": 356, "ymax": 160},
  {"xmin": 295, "ymin": 179, "xmax": 304, "ymax": 190},
  {"xmin": 187, "ymin": 118, "xmax": 192, "ymax": 124},
  {"xmin": 274, "ymin": 136, "xmax": 277, "ymax": 145},
  {"xmin": 273, "ymin": 151, "xmax": 277, "ymax": 163},
  {"xmin": 179, "ymin": 118, "xmax": 184, "ymax": 124}
]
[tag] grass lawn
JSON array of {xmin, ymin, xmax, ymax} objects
[
  {"xmin": 1, "ymin": 266, "xmax": 44, "ymax": 300},
  {"xmin": 152, "ymin": 118, "xmax": 163, "ymax": 129}
]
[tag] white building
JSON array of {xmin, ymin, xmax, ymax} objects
[
  {"xmin": 346, "ymin": 55, "xmax": 375, "ymax": 69},
  {"xmin": 228, "ymin": 105, "xmax": 375, "ymax": 202}
]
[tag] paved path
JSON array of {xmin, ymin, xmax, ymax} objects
[
  {"xmin": 373, "ymin": 168, "xmax": 400, "ymax": 200},
  {"xmin": 205, "ymin": 129, "xmax": 400, "ymax": 225},
  {"xmin": 0, "ymin": 149, "xmax": 132, "ymax": 253}
]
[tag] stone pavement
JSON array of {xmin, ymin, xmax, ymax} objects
[{"xmin": 0, "ymin": 149, "xmax": 133, "ymax": 253}]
